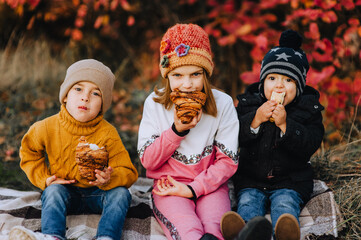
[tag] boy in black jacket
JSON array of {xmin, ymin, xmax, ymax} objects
[{"xmin": 221, "ymin": 30, "xmax": 324, "ymax": 240}]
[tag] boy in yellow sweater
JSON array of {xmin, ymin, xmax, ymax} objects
[{"xmin": 9, "ymin": 59, "xmax": 138, "ymax": 240}]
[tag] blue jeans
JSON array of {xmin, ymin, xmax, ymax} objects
[
  {"xmin": 236, "ymin": 188, "xmax": 303, "ymax": 231},
  {"xmin": 41, "ymin": 184, "xmax": 131, "ymax": 240}
]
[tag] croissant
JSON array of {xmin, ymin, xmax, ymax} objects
[
  {"xmin": 75, "ymin": 136, "xmax": 109, "ymax": 181},
  {"xmin": 170, "ymin": 89, "xmax": 207, "ymax": 124},
  {"xmin": 269, "ymin": 91, "xmax": 285, "ymax": 122}
]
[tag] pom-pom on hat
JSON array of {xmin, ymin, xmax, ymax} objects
[
  {"xmin": 259, "ymin": 29, "xmax": 309, "ymax": 95},
  {"xmin": 159, "ymin": 23, "xmax": 214, "ymax": 78},
  {"xmin": 59, "ymin": 59, "xmax": 115, "ymax": 114}
]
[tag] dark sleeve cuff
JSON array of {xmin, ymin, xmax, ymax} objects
[
  {"xmin": 172, "ymin": 123, "xmax": 190, "ymax": 137},
  {"xmin": 187, "ymin": 185, "xmax": 197, "ymax": 200}
]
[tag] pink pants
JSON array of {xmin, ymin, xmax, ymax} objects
[{"xmin": 152, "ymin": 183, "xmax": 230, "ymax": 240}]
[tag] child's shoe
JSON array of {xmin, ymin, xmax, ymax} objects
[
  {"xmin": 9, "ymin": 226, "xmax": 60, "ymax": 240},
  {"xmin": 274, "ymin": 213, "xmax": 300, "ymax": 240},
  {"xmin": 220, "ymin": 211, "xmax": 246, "ymax": 240},
  {"xmin": 236, "ymin": 216, "xmax": 272, "ymax": 240}
]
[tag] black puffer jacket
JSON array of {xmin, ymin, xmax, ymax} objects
[{"xmin": 232, "ymin": 82, "xmax": 324, "ymax": 202}]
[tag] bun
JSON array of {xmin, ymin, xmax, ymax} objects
[
  {"xmin": 75, "ymin": 136, "xmax": 109, "ymax": 181},
  {"xmin": 170, "ymin": 89, "xmax": 206, "ymax": 124},
  {"xmin": 269, "ymin": 91, "xmax": 285, "ymax": 122},
  {"xmin": 270, "ymin": 91, "xmax": 285, "ymax": 104}
]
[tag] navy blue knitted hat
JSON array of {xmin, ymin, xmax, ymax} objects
[{"xmin": 259, "ymin": 29, "xmax": 309, "ymax": 96}]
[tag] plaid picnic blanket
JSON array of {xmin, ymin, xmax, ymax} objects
[{"xmin": 0, "ymin": 178, "xmax": 343, "ymax": 240}]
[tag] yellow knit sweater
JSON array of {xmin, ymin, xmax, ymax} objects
[{"xmin": 20, "ymin": 105, "xmax": 138, "ymax": 191}]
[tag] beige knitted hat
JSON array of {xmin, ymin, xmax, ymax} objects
[
  {"xmin": 59, "ymin": 59, "xmax": 115, "ymax": 114},
  {"xmin": 159, "ymin": 23, "xmax": 214, "ymax": 78}
]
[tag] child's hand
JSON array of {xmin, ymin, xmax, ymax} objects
[
  {"xmin": 271, "ymin": 104, "xmax": 287, "ymax": 132},
  {"xmin": 46, "ymin": 175, "xmax": 77, "ymax": 187},
  {"xmin": 251, "ymin": 101, "xmax": 277, "ymax": 128},
  {"xmin": 153, "ymin": 175, "xmax": 193, "ymax": 198},
  {"xmin": 89, "ymin": 166, "xmax": 113, "ymax": 186},
  {"xmin": 173, "ymin": 108, "xmax": 202, "ymax": 133}
]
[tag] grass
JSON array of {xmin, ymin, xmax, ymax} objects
[
  {"xmin": 1, "ymin": 38, "xmax": 361, "ymax": 239},
  {"xmin": 311, "ymin": 140, "xmax": 361, "ymax": 239},
  {"xmin": 0, "ymin": 160, "xmax": 36, "ymax": 190},
  {"xmin": 334, "ymin": 178, "xmax": 361, "ymax": 239}
]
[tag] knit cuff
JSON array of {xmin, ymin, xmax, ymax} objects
[
  {"xmin": 172, "ymin": 123, "xmax": 190, "ymax": 137},
  {"xmin": 187, "ymin": 185, "xmax": 197, "ymax": 200}
]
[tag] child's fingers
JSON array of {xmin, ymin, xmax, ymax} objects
[
  {"xmin": 273, "ymin": 105, "xmax": 285, "ymax": 116},
  {"xmin": 167, "ymin": 175, "xmax": 177, "ymax": 186},
  {"xmin": 63, "ymin": 180, "xmax": 77, "ymax": 185},
  {"xmin": 105, "ymin": 166, "xmax": 113, "ymax": 174},
  {"xmin": 269, "ymin": 100, "xmax": 278, "ymax": 106},
  {"xmin": 90, "ymin": 169, "xmax": 111, "ymax": 186},
  {"xmin": 196, "ymin": 109, "xmax": 202, "ymax": 122},
  {"xmin": 152, "ymin": 189, "xmax": 160, "ymax": 195},
  {"xmin": 46, "ymin": 175, "xmax": 57, "ymax": 187},
  {"xmin": 153, "ymin": 188, "xmax": 167, "ymax": 196},
  {"xmin": 95, "ymin": 169, "xmax": 106, "ymax": 179},
  {"xmin": 164, "ymin": 179, "xmax": 171, "ymax": 188},
  {"xmin": 153, "ymin": 182, "xmax": 170, "ymax": 195},
  {"xmin": 51, "ymin": 178, "xmax": 76, "ymax": 186},
  {"xmin": 163, "ymin": 178, "xmax": 173, "ymax": 189},
  {"xmin": 161, "ymin": 178, "xmax": 168, "ymax": 189},
  {"xmin": 173, "ymin": 108, "xmax": 181, "ymax": 124},
  {"xmin": 188, "ymin": 115, "xmax": 199, "ymax": 128},
  {"xmin": 156, "ymin": 179, "xmax": 164, "ymax": 191}
]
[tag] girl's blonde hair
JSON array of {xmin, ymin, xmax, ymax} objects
[{"xmin": 153, "ymin": 70, "xmax": 217, "ymax": 117}]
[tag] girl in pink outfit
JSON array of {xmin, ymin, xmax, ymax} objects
[{"xmin": 137, "ymin": 23, "xmax": 239, "ymax": 240}]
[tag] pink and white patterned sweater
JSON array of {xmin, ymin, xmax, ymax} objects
[{"xmin": 137, "ymin": 89, "xmax": 239, "ymax": 198}]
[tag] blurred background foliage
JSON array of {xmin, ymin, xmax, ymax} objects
[{"xmin": 0, "ymin": 0, "xmax": 361, "ymax": 238}]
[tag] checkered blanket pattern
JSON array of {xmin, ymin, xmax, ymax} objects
[{"xmin": 0, "ymin": 178, "xmax": 343, "ymax": 240}]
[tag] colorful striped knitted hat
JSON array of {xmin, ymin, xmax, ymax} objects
[
  {"xmin": 159, "ymin": 23, "xmax": 214, "ymax": 78},
  {"xmin": 260, "ymin": 29, "xmax": 309, "ymax": 95}
]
